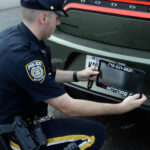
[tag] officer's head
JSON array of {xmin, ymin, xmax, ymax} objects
[{"xmin": 20, "ymin": 0, "xmax": 68, "ymax": 40}]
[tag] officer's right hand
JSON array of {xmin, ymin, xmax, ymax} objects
[{"xmin": 119, "ymin": 94, "xmax": 147, "ymax": 114}]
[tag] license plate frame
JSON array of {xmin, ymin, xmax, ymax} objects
[
  {"xmin": 85, "ymin": 55, "xmax": 145, "ymax": 97},
  {"xmin": 97, "ymin": 59, "xmax": 145, "ymax": 97}
]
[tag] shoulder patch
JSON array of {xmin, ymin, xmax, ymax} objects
[{"xmin": 25, "ymin": 60, "xmax": 46, "ymax": 83}]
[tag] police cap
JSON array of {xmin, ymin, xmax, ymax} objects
[{"xmin": 20, "ymin": 0, "xmax": 68, "ymax": 17}]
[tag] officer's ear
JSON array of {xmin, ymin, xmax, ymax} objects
[{"xmin": 38, "ymin": 12, "xmax": 48, "ymax": 25}]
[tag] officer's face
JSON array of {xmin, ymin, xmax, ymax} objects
[{"xmin": 43, "ymin": 12, "xmax": 60, "ymax": 39}]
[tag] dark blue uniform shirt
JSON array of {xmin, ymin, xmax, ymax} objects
[{"xmin": 0, "ymin": 22, "xmax": 65, "ymax": 124}]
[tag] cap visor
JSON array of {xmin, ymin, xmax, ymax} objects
[{"xmin": 55, "ymin": 10, "xmax": 68, "ymax": 17}]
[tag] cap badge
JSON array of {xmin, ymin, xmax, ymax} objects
[{"xmin": 50, "ymin": 6, "xmax": 54, "ymax": 10}]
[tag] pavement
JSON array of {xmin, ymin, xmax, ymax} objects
[{"xmin": 0, "ymin": 0, "xmax": 20, "ymax": 10}]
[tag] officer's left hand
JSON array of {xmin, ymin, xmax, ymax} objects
[
  {"xmin": 77, "ymin": 66, "xmax": 99, "ymax": 81},
  {"xmin": 119, "ymin": 94, "xmax": 147, "ymax": 114}
]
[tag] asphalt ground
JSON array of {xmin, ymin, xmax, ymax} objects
[
  {"xmin": 0, "ymin": 0, "xmax": 19, "ymax": 10},
  {"xmin": 0, "ymin": 7, "xmax": 21, "ymax": 32},
  {"xmin": 1, "ymin": 6, "xmax": 150, "ymax": 150}
]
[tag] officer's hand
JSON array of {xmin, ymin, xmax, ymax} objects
[
  {"xmin": 119, "ymin": 94, "xmax": 147, "ymax": 114},
  {"xmin": 77, "ymin": 66, "xmax": 99, "ymax": 81}
]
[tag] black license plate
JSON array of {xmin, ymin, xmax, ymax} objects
[{"xmin": 96, "ymin": 59, "xmax": 145, "ymax": 97}]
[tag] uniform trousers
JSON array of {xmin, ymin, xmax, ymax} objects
[{"xmin": 10, "ymin": 117, "xmax": 105, "ymax": 150}]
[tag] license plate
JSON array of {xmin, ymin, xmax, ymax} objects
[
  {"xmin": 85, "ymin": 55, "xmax": 145, "ymax": 97},
  {"xmin": 85, "ymin": 55, "xmax": 100, "ymax": 68}
]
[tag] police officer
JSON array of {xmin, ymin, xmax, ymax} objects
[{"xmin": 0, "ymin": 0, "xmax": 147, "ymax": 149}]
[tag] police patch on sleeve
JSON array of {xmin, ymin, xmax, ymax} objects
[{"xmin": 25, "ymin": 60, "xmax": 46, "ymax": 83}]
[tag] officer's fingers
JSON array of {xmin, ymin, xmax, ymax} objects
[
  {"xmin": 89, "ymin": 75, "xmax": 97, "ymax": 80},
  {"xmin": 131, "ymin": 94, "xmax": 147, "ymax": 106},
  {"xmin": 139, "ymin": 94, "xmax": 147, "ymax": 101},
  {"xmin": 132, "ymin": 93, "xmax": 141, "ymax": 100},
  {"xmin": 135, "ymin": 94, "xmax": 147, "ymax": 107},
  {"xmin": 89, "ymin": 66, "xmax": 98, "ymax": 71},
  {"xmin": 132, "ymin": 93, "xmax": 147, "ymax": 101},
  {"xmin": 90, "ymin": 70, "xmax": 99, "ymax": 76}
]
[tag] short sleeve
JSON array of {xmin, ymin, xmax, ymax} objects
[{"xmin": 9, "ymin": 56, "xmax": 65, "ymax": 103}]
